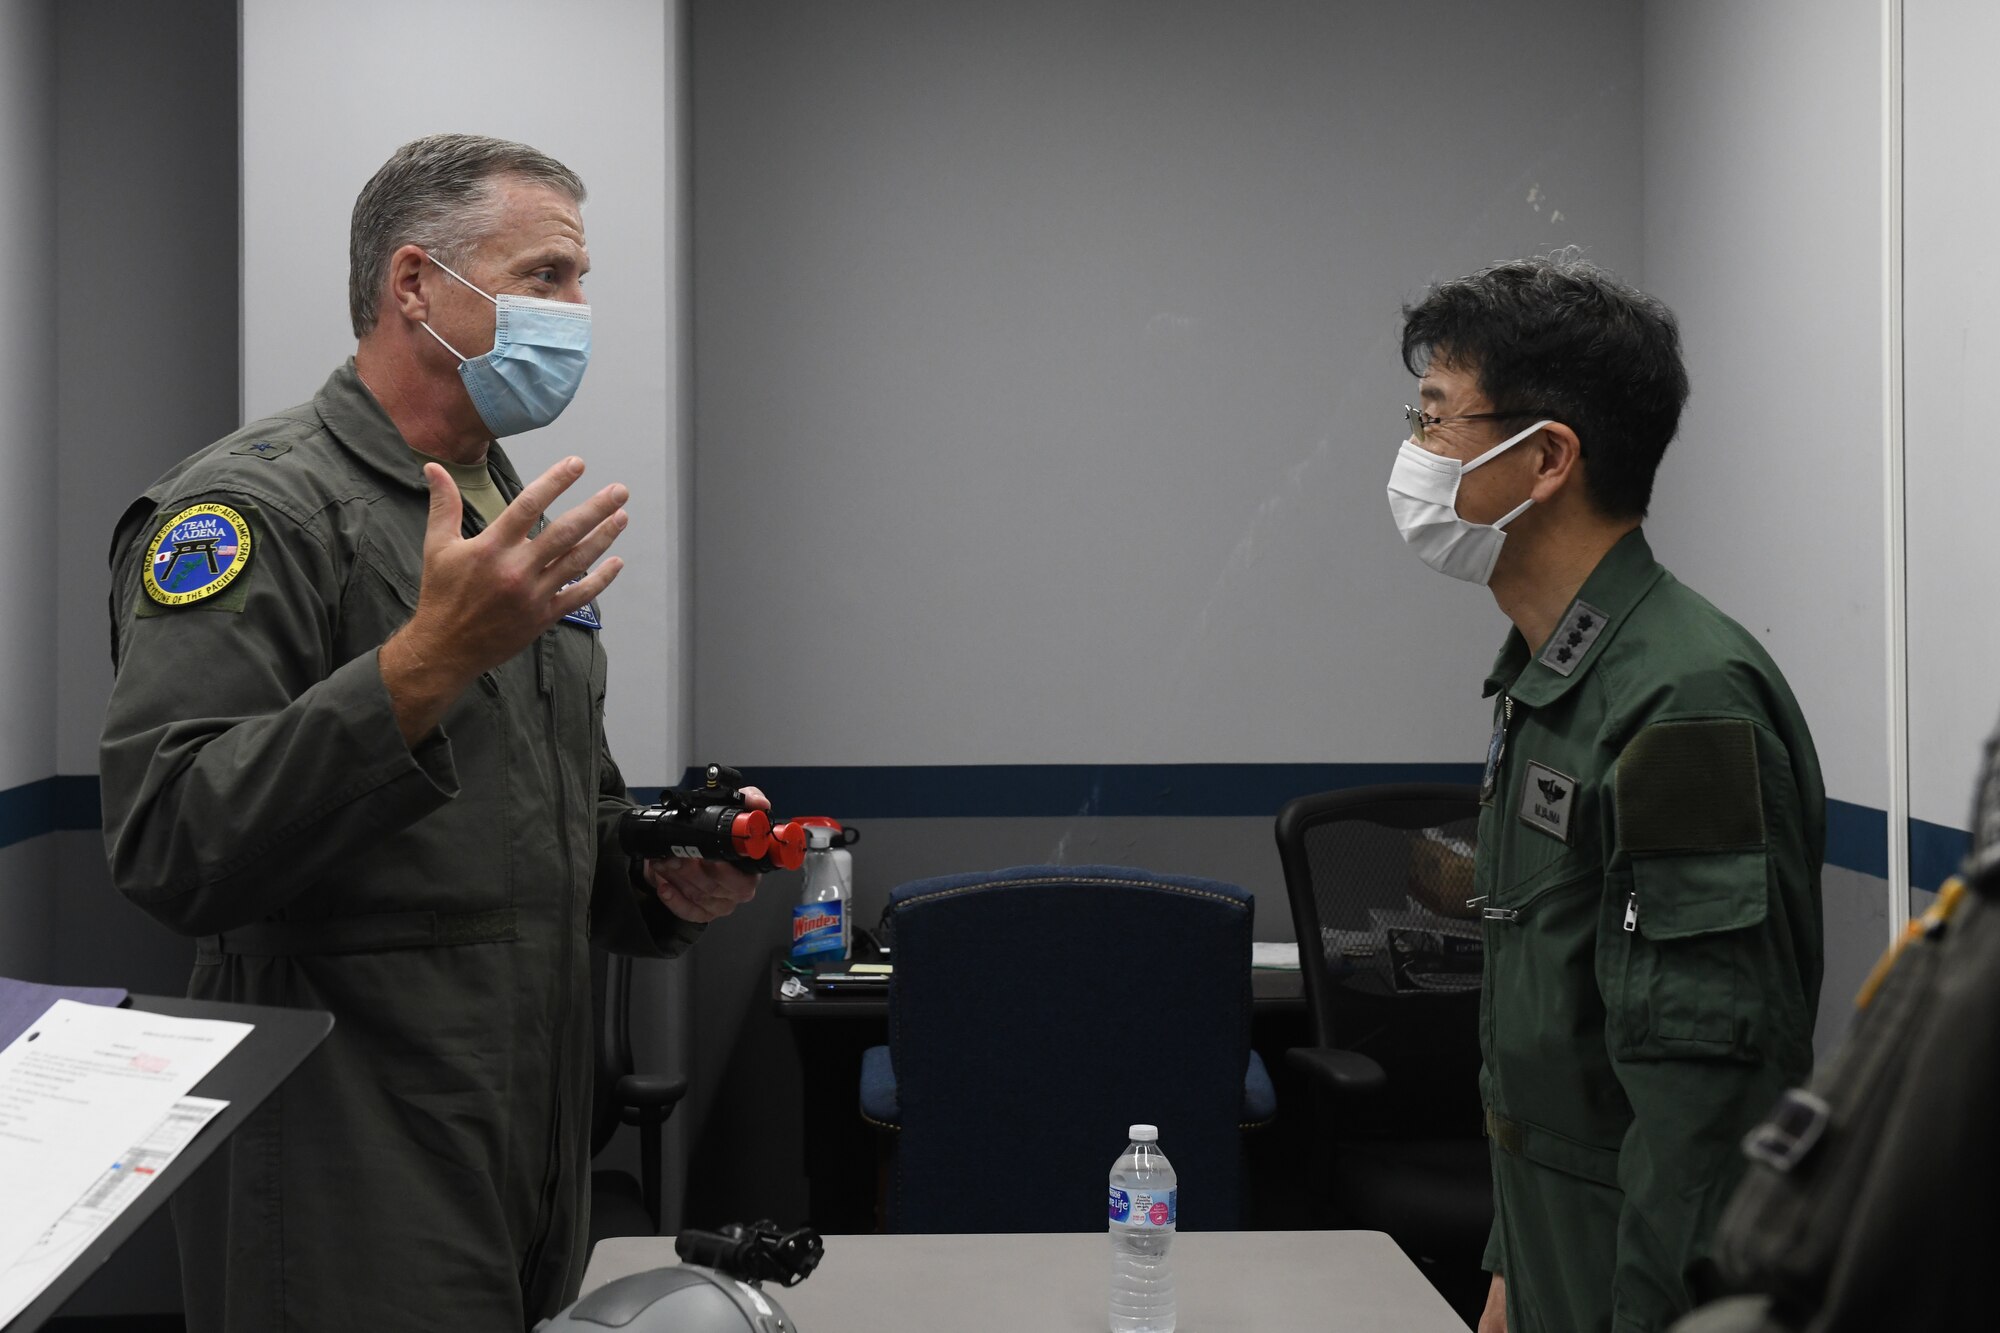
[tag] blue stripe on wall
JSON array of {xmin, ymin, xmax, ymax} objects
[
  {"xmin": 1825, "ymin": 798, "xmax": 1888, "ymax": 880},
  {"xmin": 7, "ymin": 770, "xmax": 1950, "ymax": 882},
  {"xmin": 1910, "ymin": 819, "xmax": 1971, "ymax": 892},
  {"xmin": 671, "ymin": 763, "xmax": 1486, "ymax": 820},
  {"xmin": 0, "ymin": 776, "xmax": 103, "ymax": 850}
]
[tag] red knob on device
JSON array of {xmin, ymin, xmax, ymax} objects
[
  {"xmin": 765, "ymin": 821, "xmax": 808, "ymax": 872},
  {"xmin": 731, "ymin": 809, "xmax": 772, "ymax": 860}
]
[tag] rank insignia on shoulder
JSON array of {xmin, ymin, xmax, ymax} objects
[
  {"xmin": 228, "ymin": 439, "xmax": 292, "ymax": 461},
  {"xmin": 142, "ymin": 503, "xmax": 253, "ymax": 607},
  {"xmin": 1518, "ymin": 760, "xmax": 1577, "ymax": 843},
  {"xmin": 1539, "ymin": 598, "xmax": 1608, "ymax": 677}
]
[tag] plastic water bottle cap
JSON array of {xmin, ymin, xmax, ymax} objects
[{"xmin": 1128, "ymin": 1124, "xmax": 1158, "ymax": 1142}]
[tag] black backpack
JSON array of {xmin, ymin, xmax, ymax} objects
[{"xmin": 1672, "ymin": 726, "xmax": 2000, "ymax": 1333}]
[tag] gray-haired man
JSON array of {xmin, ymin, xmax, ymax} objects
[{"xmin": 100, "ymin": 134, "xmax": 758, "ymax": 1330}]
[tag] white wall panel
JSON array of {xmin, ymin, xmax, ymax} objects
[
  {"xmin": 1640, "ymin": 0, "xmax": 1887, "ymax": 814},
  {"xmin": 241, "ymin": 0, "xmax": 686, "ymax": 783},
  {"xmin": 0, "ymin": 0, "xmax": 56, "ymax": 795},
  {"xmin": 1904, "ymin": 0, "xmax": 2000, "ymax": 833}
]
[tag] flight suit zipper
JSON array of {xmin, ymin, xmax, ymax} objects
[
  {"xmin": 522, "ymin": 631, "xmax": 579, "ymax": 1298},
  {"xmin": 1477, "ymin": 695, "xmax": 1516, "ymax": 920}
]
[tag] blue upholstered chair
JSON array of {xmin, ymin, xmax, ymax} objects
[{"xmin": 857, "ymin": 864, "xmax": 1276, "ymax": 1233}]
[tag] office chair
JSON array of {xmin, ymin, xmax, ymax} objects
[
  {"xmin": 589, "ymin": 947, "xmax": 689, "ymax": 1242},
  {"xmin": 1274, "ymin": 784, "xmax": 1491, "ymax": 1319},
  {"xmin": 857, "ymin": 864, "xmax": 1275, "ymax": 1233}
]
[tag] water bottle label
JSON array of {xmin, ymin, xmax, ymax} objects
[
  {"xmin": 791, "ymin": 901, "xmax": 845, "ymax": 959},
  {"xmin": 1107, "ymin": 1186, "xmax": 1176, "ymax": 1227}
]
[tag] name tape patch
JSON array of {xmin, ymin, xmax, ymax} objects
[
  {"xmin": 1518, "ymin": 760, "xmax": 1577, "ymax": 843},
  {"xmin": 142, "ymin": 503, "xmax": 253, "ymax": 607}
]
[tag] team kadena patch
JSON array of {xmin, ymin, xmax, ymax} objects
[
  {"xmin": 143, "ymin": 503, "xmax": 253, "ymax": 607},
  {"xmin": 1518, "ymin": 760, "xmax": 1577, "ymax": 843}
]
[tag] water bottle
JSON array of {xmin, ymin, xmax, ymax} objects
[
  {"xmin": 1108, "ymin": 1123, "xmax": 1176, "ymax": 1332},
  {"xmin": 790, "ymin": 825, "xmax": 849, "ymax": 961}
]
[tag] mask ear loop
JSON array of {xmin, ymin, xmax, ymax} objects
[
  {"xmin": 1460, "ymin": 418, "xmax": 1556, "ymax": 474},
  {"xmin": 418, "ymin": 320, "xmax": 471, "ymax": 365},
  {"xmin": 1491, "ymin": 494, "xmax": 1537, "ymax": 532},
  {"xmin": 417, "ymin": 254, "xmax": 497, "ymax": 365},
  {"xmin": 1463, "ymin": 419, "xmax": 1555, "ymax": 533}
]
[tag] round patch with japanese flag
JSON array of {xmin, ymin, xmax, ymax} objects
[{"xmin": 142, "ymin": 503, "xmax": 253, "ymax": 607}]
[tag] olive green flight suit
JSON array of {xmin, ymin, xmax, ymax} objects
[
  {"xmin": 1475, "ymin": 529, "xmax": 1823, "ymax": 1333},
  {"xmin": 99, "ymin": 361, "xmax": 700, "ymax": 1332}
]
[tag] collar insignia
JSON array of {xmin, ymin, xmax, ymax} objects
[{"xmin": 1539, "ymin": 599, "xmax": 1609, "ymax": 677}]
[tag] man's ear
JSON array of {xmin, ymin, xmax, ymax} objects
[
  {"xmin": 1528, "ymin": 422, "xmax": 1584, "ymax": 504},
  {"xmin": 385, "ymin": 244, "xmax": 432, "ymax": 325}
]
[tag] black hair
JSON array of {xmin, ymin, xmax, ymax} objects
[{"xmin": 1399, "ymin": 251, "xmax": 1690, "ymax": 520}]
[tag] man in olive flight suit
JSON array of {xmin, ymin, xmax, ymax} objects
[
  {"xmin": 99, "ymin": 135, "xmax": 760, "ymax": 1330},
  {"xmin": 1384, "ymin": 255, "xmax": 1824, "ymax": 1333}
]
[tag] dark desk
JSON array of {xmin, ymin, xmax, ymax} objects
[
  {"xmin": 772, "ymin": 957, "xmax": 1306, "ymax": 1018},
  {"xmin": 9, "ymin": 995, "xmax": 332, "ymax": 1333},
  {"xmin": 770, "ymin": 954, "xmax": 1311, "ymax": 1233}
]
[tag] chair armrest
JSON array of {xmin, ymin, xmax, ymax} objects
[
  {"xmin": 615, "ymin": 1073, "xmax": 690, "ymax": 1112},
  {"xmin": 1285, "ymin": 1045, "xmax": 1387, "ymax": 1097},
  {"xmin": 858, "ymin": 1044, "xmax": 900, "ymax": 1128}
]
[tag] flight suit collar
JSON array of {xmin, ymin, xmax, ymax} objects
[
  {"xmin": 314, "ymin": 358, "xmax": 522, "ymax": 501},
  {"xmin": 1481, "ymin": 527, "xmax": 1667, "ymax": 707}
]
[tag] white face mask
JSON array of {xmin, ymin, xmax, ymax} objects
[{"xmin": 1385, "ymin": 419, "xmax": 1553, "ymax": 585}]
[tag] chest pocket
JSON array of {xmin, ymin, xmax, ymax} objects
[{"xmin": 1480, "ymin": 728, "xmax": 1604, "ymax": 918}]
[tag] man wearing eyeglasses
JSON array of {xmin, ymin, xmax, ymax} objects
[{"xmin": 1387, "ymin": 254, "xmax": 1825, "ymax": 1333}]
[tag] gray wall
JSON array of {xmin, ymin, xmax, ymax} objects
[
  {"xmin": 1906, "ymin": 0, "xmax": 2000, "ymax": 838},
  {"xmin": 692, "ymin": 0, "xmax": 1645, "ymax": 773},
  {"xmin": 0, "ymin": 0, "xmax": 57, "ymax": 981},
  {"xmin": 1639, "ymin": 0, "xmax": 1888, "ymax": 1052},
  {"xmin": 687, "ymin": 0, "xmax": 1647, "ymax": 1223},
  {"xmin": 52, "ymin": 0, "xmax": 241, "ymax": 1000}
]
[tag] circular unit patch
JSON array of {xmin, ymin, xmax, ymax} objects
[{"xmin": 143, "ymin": 503, "xmax": 253, "ymax": 607}]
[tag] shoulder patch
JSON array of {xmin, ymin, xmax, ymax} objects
[
  {"xmin": 1615, "ymin": 718, "xmax": 1765, "ymax": 854},
  {"xmin": 228, "ymin": 439, "xmax": 292, "ymax": 461},
  {"xmin": 1539, "ymin": 598, "xmax": 1609, "ymax": 676},
  {"xmin": 141, "ymin": 503, "xmax": 254, "ymax": 609}
]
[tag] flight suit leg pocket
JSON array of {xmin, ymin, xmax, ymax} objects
[{"xmin": 1611, "ymin": 851, "xmax": 1769, "ymax": 1056}]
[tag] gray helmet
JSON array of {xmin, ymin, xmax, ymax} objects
[{"xmin": 535, "ymin": 1266, "xmax": 798, "ymax": 1333}]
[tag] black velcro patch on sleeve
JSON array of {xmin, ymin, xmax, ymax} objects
[{"xmin": 1615, "ymin": 719, "xmax": 1766, "ymax": 854}]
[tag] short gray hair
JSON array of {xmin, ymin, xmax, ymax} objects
[{"xmin": 348, "ymin": 133, "xmax": 587, "ymax": 338}]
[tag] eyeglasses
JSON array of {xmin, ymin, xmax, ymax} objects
[{"xmin": 1403, "ymin": 404, "xmax": 1557, "ymax": 446}]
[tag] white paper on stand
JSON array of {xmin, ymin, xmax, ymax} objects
[
  {"xmin": 0, "ymin": 1000, "xmax": 250, "ymax": 1276},
  {"xmin": 1251, "ymin": 941, "xmax": 1302, "ymax": 970},
  {"xmin": 0, "ymin": 1096, "xmax": 229, "ymax": 1327}
]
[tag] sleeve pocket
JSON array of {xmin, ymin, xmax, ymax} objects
[{"xmin": 1615, "ymin": 850, "xmax": 1770, "ymax": 1055}]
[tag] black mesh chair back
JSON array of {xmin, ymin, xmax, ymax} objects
[{"xmin": 1275, "ymin": 784, "xmax": 1486, "ymax": 1142}]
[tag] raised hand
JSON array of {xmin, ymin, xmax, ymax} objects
[{"xmin": 381, "ymin": 456, "xmax": 627, "ymax": 744}]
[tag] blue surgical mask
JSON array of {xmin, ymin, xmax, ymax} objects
[{"xmin": 419, "ymin": 255, "xmax": 591, "ymax": 437}]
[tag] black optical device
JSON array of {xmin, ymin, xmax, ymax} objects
[
  {"xmin": 619, "ymin": 763, "xmax": 808, "ymax": 873},
  {"xmin": 534, "ymin": 1221, "xmax": 823, "ymax": 1332},
  {"xmin": 675, "ymin": 1221, "xmax": 824, "ymax": 1288}
]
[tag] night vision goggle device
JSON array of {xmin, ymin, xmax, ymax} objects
[{"xmin": 618, "ymin": 763, "xmax": 812, "ymax": 873}]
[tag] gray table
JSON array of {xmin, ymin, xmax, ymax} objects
[{"xmin": 582, "ymin": 1231, "xmax": 1465, "ymax": 1332}]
